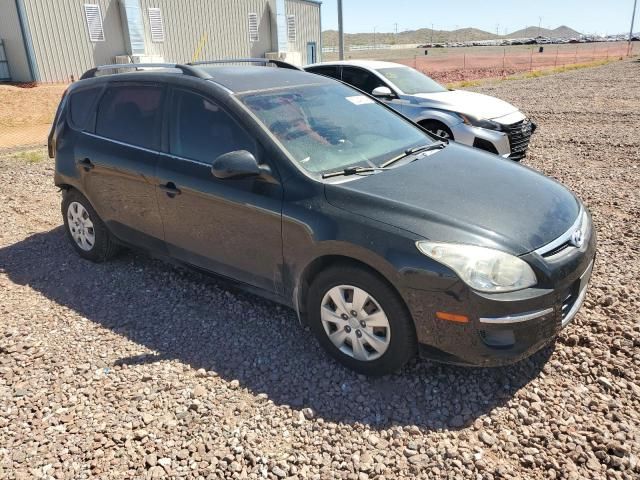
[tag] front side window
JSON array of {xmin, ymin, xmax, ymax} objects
[
  {"xmin": 341, "ymin": 67, "xmax": 386, "ymax": 95},
  {"xmin": 95, "ymin": 85, "xmax": 163, "ymax": 149},
  {"xmin": 377, "ymin": 67, "xmax": 447, "ymax": 94},
  {"xmin": 241, "ymin": 83, "xmax": 430, "ymax": 174},
  {"xmin": 169, "ymin": 89, "xmax": 255, "ymax": 164}
]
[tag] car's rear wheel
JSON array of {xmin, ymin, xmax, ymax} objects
[
  {"xmin": 307, "ymin": 265, "xmax": 417, "ymax": 376},
  {"xmin": 62, "ymin": 189, "xmax": 119, "ymax": 262},
  {"xmin": 420, "ymin": 120, "xmax": 454, "ymax": 140}
]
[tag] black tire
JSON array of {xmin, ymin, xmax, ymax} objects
[
  {"xmin": 307, "ymin": 265, "xmax": 417, "ymax": 376},
  {"xmin": 420, "ymin": 120, "xmax": 454, "ymax": 141},
  {"xmin": 62, "ymin": 189, "xmax": 119, "ymax": 262}
]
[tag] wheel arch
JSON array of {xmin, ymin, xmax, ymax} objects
[{"xmin": 294, "ymin": 255, "xmax": 414, "ymax": 334}]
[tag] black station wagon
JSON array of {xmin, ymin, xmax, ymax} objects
[{"xmin": 49, "ymin": 60, "xmax": 596, "ymax": 375}]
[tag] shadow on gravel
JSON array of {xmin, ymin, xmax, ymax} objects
[{"xmin": 0, "ymin": 228, "xmax": 553, "ymax": 430}]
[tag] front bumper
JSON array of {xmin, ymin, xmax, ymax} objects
[{"xmin": 402, "ymin": 228, "xmax": 596, "ymax": 367}]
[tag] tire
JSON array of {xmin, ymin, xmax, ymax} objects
[
  {"xmin": 307, "ymin": 265, "xmax": 417, "ymax": 376},
  {"xmin": 420, "ymin": 120, "xmax": 454, "ymax": 141},
  {"xmin": 62, "ymin": 189, "xmax": 119, "ymax": 262}
]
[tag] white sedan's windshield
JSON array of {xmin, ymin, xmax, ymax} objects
[
  {"xmin": 240, "ymin": 83, "xmax": 430, "ymax": 174},
  {"xmin": 378, "ymin": 67, "xmax": 447, "ymax": 95}
]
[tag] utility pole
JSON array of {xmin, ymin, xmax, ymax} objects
[
  {"xmin": 629, "ymin": 0, "xmax": 638, "ymax": 56},
  {"xmin": 338, "ymin": 0, "xmax": 344, "ymax": 60},
  {"xmin": 538, "ymin": 17, "xmax": 542, "ymax": 37},
  {"xmin": 431, "ymin": 23, "xmax": 434, "ymax": 45},
  {"xmin": 373, "ymin": 26, "xmax": 377, "ymax": 50}
]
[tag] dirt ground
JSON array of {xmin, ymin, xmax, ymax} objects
[
  {"xmin": 0, "ymin": 83, "xmax": 66, "ymax": 151},
  {"xmin": 0, "ymin": 60, "xmax": 639, "ymax": 479}
]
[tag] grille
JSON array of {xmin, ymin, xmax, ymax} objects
[
  {"xmin": 561, "ymin": 281, "xmax": 580, "ymax": 321},
  {"xmin": 541, "ymin": 240, "xmax": 572, "ymax": 258},
  {"xmin": 504, "ymin": 119, "xmax": 533, "ymax": 161}
]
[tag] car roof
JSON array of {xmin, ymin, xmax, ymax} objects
[
  {"xmin": 200, "ymin": 66, "xmax": 335, "ymax": 93},
  {"xmin": 306, "ymin": 60, "xmax": 407, "ymax": 71},
  {"xmin": 74, "ymin": 65, "xmax": 336, "ymax": 95}
]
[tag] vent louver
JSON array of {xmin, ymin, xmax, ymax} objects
[
  {"xmin": 248, "ymin": 13, "xmax": 259, "ymax": 42},
  {"xmin": 84, "ymin": 4, "xmax": 105, "ymax": 42},
  {"xmin": 148, "ymin": 8, "xmax": 165, "ymax": 42}
]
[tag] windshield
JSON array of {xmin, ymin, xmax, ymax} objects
[
  {"xmin": 377, "ymin": 67, "xmax": 447, "ymax": 95},
  {"xmin": 240, "ymin": 83, "xmax": 430, "ymax": 174}
]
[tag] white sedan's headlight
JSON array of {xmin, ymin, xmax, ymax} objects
[{"xmin": 416, "ymin": 241, "xmax": 537, "ymax": 293}]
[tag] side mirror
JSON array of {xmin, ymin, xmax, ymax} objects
[
  {"xmin": 212, "ymin": 150, "xmax": 266, "ymax": 179},
  {"xmin": 372, "ymin": 86, "xmax": 394, "ymax": 99}
]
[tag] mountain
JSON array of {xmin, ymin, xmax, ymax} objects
[
  {"xmin": 322, "ymin": 25, "xmax": 583, "ymax": 46},
  {"xmin": 322, "ymin": 27, "xmax": 499, "ymax": 47},
  {"xmin": 506, "ymin": 25, "xmax": 582, "ymax": 39}
]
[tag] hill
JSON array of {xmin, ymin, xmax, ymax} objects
[
  {"xmin": 322, "ymin": 25, "xmax": 583, "ymax": 47},
  {"xmin": 508, "ymin": 25, "xmax": 582, "ymax": 39},
  {"xmin": 322, "ymin": 27, "xmax": 500, "ymax": 47}
]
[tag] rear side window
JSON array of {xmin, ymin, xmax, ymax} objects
[
  {"xmin": 96, "ymin": 84, "xmax": 163, "ymax": 149},
  {"xmin": 69, "ymin": 86, "xmax": 101, "ymax": 130},
  {"xmin": 169, "ymin": 89, "xmax": 255, "ymax": 165},
  {"xmin": 307, "ymin": 66, "xmax": 340, "ymax": 80}
]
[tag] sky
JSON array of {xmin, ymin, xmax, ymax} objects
[{"xmin": 320, "ymin": 0, "xmax": 639, "ymax": 36}]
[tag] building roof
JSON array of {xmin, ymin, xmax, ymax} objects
[{"xmin": 306, "ymin": 60, "xmax": 407, "ymax": 70}]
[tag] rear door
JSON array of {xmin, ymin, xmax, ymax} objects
[
  {"xmin": 84, "ymin": 82, "xmax": 166, "ymax": 251},
  {"xmin": 155, "ymin": 88, "xmax": 283, "ymax": 292}
]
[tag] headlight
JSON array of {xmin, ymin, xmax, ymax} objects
[
  {"xmin": 458, "ymin": 113, "xmax": 503, "ymax": 131},
  {"xmin": 416, "ymin": 241, "xmax": 537, "ymax": 293}
]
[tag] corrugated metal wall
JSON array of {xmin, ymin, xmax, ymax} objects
[
  {"xmin": 139, "ymin": 0, "xmax": 273, "ymax": 62},
  {"xmin": 285, "ymin": 0, "xmax": 320, "ymax": 64},
  {"xmin": 21, "ymin": 0, "xmax": 127, "ymax": 83},
  {"xmin": 2, "ymin": 0, "xmax": 320, "ymax": 83},
  {"xmin": 0, "ymin": 0, "xmax": 31, "ymax": 81}
]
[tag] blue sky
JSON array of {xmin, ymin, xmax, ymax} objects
[{"xmin": 320, "ymin": 0, "xmax": 638, "ymax": 36}]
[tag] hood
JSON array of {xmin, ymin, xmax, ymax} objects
[
  {"xmin": 410, "ymin": 90, "xmax": 518, "ymax": 120},
  {"xmin": 324, "ymin": 143, "xmax": 580, "ymax": 255}
]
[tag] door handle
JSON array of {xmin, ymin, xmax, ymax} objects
[
  {"xmin": 159, "ymin": 182, "xmax": 181, "ymax": 198},
  {"xmin": 77, "ymin": 158, "xmax": 94, "ymax": 171}
]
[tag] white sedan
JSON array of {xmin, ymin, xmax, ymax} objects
[{"xmin": 305, "ymin": 60, "xmax": 536, "ymax": 160}]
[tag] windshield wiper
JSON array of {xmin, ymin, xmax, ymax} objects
[
  {"xmin": 381, "ymin": 141, "xmax": 447, "ymax": 168},
  {"xmin": 321, "ymin": 166, "xmax": 388, "ymax": 179}
]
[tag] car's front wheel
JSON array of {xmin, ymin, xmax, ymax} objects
[
  {"xmin": 420, "ymin": 120, "xmax": 454, "ymax": 140},
  {"xmin": 307, "ymin": 265, "xmax": 417, "ymax": 376},
  {"xmin": 62, "ymin": 189, "xmax": 119, "ymax": 262}
]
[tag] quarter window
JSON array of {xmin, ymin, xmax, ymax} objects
[
  {"xmin": 169, "ymin": 90, "xmax": 255, "ymax": 165},
  {"xmin": 69, "ymin": 86, "xmax": 102, "ymax": 130},
  {"xmin": 95, "ymin": 85, "xmax": 163, "ymax": 150}
]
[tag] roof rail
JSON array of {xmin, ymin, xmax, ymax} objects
[
  {"xmin": 79, "ymin": 63, "xmax": 211, "ymax": 80},
  {"xmin": 187, "ymin": 58, "xmax": 302, "ymax": 71}
]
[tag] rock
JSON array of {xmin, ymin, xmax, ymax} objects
[
  {"xmin": 272, "ymin": 466, "xmax": 287, "ymax": 478},
  {"xmin": 479, "ymin": 431, "xmax": 497, "ymax": 446},
  {"xmin": 301, "ymin": 408, "xmax": 315, "ymax": 420},
  {"xmin": 145, "ymin": 453, "xmax": 158, "ymax": 467},
  {"xmin": 229, "ymin": 380, "xmax": 240, "ymax": 390},
  {"xmin": 192, "ymin": 385, "xmax": 207, "ymax": 397},
  {"xmin": 148, "ymin": 466, "xmax": 165, "ymax": 478}
]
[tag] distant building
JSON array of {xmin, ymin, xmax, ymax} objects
[{"xmin": 0, "ymin": 0, "xmax": 321, "ymax": 83}]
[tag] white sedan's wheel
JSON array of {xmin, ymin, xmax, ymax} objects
[
  {"xmin": 320, "ymin": 285, "xmax": 391, "ymax": 361},
  {"xmin": 67, "ymin": 201, "xmax": 95, "ymax": 251}
]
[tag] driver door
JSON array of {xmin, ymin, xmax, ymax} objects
[{"xmin": 155, "ymin": 88, "xmax": 283, "ymax": 293}]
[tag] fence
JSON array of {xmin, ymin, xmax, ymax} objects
[{"xmin": 325, "ymin": 41, "xmax": 635, "ymax": 83}]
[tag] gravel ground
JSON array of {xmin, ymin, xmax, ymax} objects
[{"xmin": 1, "ymin": 60, "xmax": 639, "ymax": 480}]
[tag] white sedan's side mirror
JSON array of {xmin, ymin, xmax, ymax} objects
[{"xmin": 372, "ymin": 86, "xmax": 394, "ymax": 98}]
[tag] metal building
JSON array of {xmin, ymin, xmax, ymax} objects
[{"xmin": 0, "ymin": 0, "xmax": 322, "ymax": 83}]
